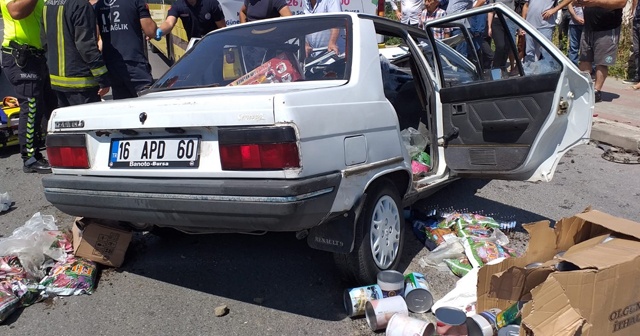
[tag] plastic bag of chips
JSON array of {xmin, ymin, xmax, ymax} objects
[
  {"xmin": 46, "ymin": 230, "xmax": 73, "ymax": 253},
  {"xmin": 0, "ymin": 255, "xmax": 26, "ymax": 281},
  {"xmin": 39, "ymin": 257, "xmax": 97, "ymax": 297},
  {"xmin": 465, "ymin": 237, "xmax": 517, "ymax": 267},
  {"xmin": 0, "ymin": 284, "xmax": 19, "ymax": 323},
  {"xmin": 9, "ymin": 280, "xmax": 41, "ymax": 306},
  {"xmin": 425, "ymin": 227, "xmax": 456, "ymax": 246},
  {"xmin": 438, "ymin": 213, "xmax": 502, "ymax": 231},
  {"xmin": 444, "ymin": 257, "xmax": 473, "ymax": 277}
]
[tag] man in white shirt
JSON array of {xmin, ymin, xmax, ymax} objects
[
  {"xmin": 389, "ymin": 0, "xmax": 425, "ymax": 26},
  {"xmin": 304, "ymin": 0, "xmax": 345, "ymax": 55}
]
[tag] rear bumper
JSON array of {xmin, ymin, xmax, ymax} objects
[{"xmin": 42, "ymin": 173, "xmax": 341, "ymax": 232}]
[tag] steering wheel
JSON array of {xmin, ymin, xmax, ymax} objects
[{"xmin": 304, "ymin": 47, "xmax": 345, "ymax": 80}]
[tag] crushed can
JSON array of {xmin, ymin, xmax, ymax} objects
[
  {"xmin": 386, "ymin": 313, "xmax": 435, "ymax": 336},
  {"xmin": 365, "ymin": 296, "xmax": 409, "ymax": 331}
]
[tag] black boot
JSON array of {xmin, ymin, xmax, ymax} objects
[{"xmin": 23, "ymin": 156, "xmax": 51, "ymax": 174}]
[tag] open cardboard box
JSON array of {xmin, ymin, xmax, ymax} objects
[
  {"xmin": 477, "ymin": 209, "xmax": 640, "ymax": 336},
  {"xmin": 72, "ymin": 217, "xmax": 133, "ymax": 268}
]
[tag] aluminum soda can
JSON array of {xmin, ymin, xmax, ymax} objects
[
  {"xmin": 386, "ymin": 313, "xmax": 435, "ymax": 336},
  {"xmin": 343, "ymin": 284, "xmax": 383, "ymax": 317},
  {"xmin": 365, "ymin": 296, "xmax": 409, "ymax": 331},
  {"xmin": 403, "ymin": 272, "xmax": 434, "ymax": 313},
  {"xmin": 467, "ymin": 314, "xmax": 496, "ymax": 336},
  {"xmin": 496, "ymin": 302, "xmax": 524, "ymax": 329},
  {"xmin": 377, "ymin": 270, "xmax": 405, "ymax": 298},
  {"xmin": 498, "ymin": 324, "xmax": 521, "ymax": 336}
]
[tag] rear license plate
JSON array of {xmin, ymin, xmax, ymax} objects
[{"xmin": 109, "ymin": 136, "xmax": 200, "ymax": 168}]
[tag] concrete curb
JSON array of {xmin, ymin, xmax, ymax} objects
[{"xmin": 591, "ymin": 117, "xmax": 640, "ymax": 152}]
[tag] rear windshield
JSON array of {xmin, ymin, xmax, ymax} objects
[{"xmin": 152, "ymin": 16, "xmax": 352, "ymax": 90}]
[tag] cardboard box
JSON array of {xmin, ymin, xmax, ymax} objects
[
  {"xmin": 72, "ymin": 218, "xmax": 132, "ymax": 267},
  {"xmin": 477, "ymin": 209, "xmax": 640, "ymax": 336},
  {"xmin": 229, "ymin": 52, "xmax": 301, "ymax": 86}
]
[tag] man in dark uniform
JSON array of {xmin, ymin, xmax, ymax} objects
[
  {"xmin": 239, "ymin": 0, "xmax": 292, "ymax": 22},
  {"xmin": 95, "ymin": 0, "xmax": 157, "ymax": 99},
  {"xmin": 43, "ymin": 0, "xmax": 111, "ymax": 106},
  {"xmin": 155, "ymin": 0, "xmax": 226, "ymax": 42},
  {"xmin": 1, "ymin": 0, "xmax": 55, "ymax": 173}
]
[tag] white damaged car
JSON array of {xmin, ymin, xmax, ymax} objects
[{"xmin": 43, "ymin": 5, "xmax": 592, "ymax": 284}]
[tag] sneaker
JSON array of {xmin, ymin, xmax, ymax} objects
[
  {"xmin": 23, "ymin": 157, "xmax": 52, "ymax": 174},
  {"xmin": 622, "ymin": 77, "xmax": 639, "ymax": 85},
  {"xmin": 595, "ymin": 90, "xmax": 602, "ymax": 103}
]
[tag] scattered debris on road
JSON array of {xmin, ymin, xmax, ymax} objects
[
  {"xmin": 601, "ymin": 147, "xmax": 640, "ymax": 164},
  {"xmin": 214, "ymin": 305, "xmax": 229, "ymax": 317},
  {"xmin": 0, "ymin": 213, "xmax": 133, "ymax": 323},
  {"xmin": 0, "ymin": 192, "xmax": 10, "ymax": 212},
  {"xmin": 343, "ymin": 208, "xmax": 640, "ymax": 335}
]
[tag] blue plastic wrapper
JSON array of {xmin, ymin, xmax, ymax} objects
[{"xmin": 412, "ymin": 219, "xmax": 439, "ymax": 250}]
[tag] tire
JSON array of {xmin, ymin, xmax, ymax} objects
[{"xmin": 334, "ymin": 179, "xmax": 405, "ymax": 285}]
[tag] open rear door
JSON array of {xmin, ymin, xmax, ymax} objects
[{"xmin": 425, "ymin": 3, "xmax": 592, "ymax": 182}]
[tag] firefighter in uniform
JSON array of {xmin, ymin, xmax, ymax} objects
[
  {"xmin": 0, "ymin": 0, "xmax": 56, "ymax": 173},
  {"xmin": 42, "ymin": 0, "xmax": 111, "ymax": 106}
]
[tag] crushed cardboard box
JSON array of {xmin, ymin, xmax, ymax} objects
[
  {"xmin": 477, "ymin": 209, "xmax": 640, "ymax": 336},
  {"xmin": 72, "ymin": 217, "xmax": 132, "ymax": 268}
]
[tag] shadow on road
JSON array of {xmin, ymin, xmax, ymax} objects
[
  {"xmin": 413, "ymin": 178, "xmax": 552, "ymax": 226},
  {"xmin": 601, "ymin": 91, "xmax": 620, "ymax": 102},
  {"xmin": 119, "ymin": 178, "xmax": 550, "ymax": 321}
]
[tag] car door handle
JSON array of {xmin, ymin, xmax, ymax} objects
[
  {"xmin": 481, "ymin": 118, "xmax": 530, "ymax": 131},
  {"xmin": 452, "ymin": 103, "xmax": 467, "ymax": 115},
  {"xmin": 439, "ymin": 126, "xmax": 459, "ymax": 146}
]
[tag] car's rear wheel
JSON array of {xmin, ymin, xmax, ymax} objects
[{"xmin": 334, "ymin": 179, "xmax": 405, "ymax": 285}]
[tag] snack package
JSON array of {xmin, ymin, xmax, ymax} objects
[
  {"xmin": 438, "ymin": 213, "xmax": 501, "ymax": 230},
  {"xmin": 0, "ymin": 285, "xmax": 19, "ymax": 323},
  {"xmin": 38, "ymin": 257, "xmax": 97, "ymax": 297},
  {"xmin": 425, "ymin": 227, "xmax": 456, "ymax": 246},
  {"xmin": 466, "ymin": 237, "xmax": 517, "ymax": 267},
  {"xmin": 9, "ymin": 280, "xmax": 41, "ymax": 306},
  {"xmin": 444, "ymin": 257, "xmax": 473, "ymax": 277},
  {"xmin": 0, "ymin": 256, "xmax": 27, "ymax": 282},
  {"xmin": 46, "ymin": 230, "xmax": 73, "ymax": 253},
  {"xmin": 456, "ymin": 224, "xmax": 493, "ymax": 239}
]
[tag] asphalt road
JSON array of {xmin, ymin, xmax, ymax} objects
[{"xmin": 0, "ymin": 42, "xmax": 639, "ymax": 335}]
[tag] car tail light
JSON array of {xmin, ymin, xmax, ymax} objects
[
  {"xmin": 218, "ymin": 126, "xmax": 300, "ymax": 170},
  {"xmin": 46, "ymin": 134, "xmax": 90, "ymax": 169}
]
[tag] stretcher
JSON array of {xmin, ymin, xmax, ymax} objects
[{"xmin": 0, "ymin": 96, "xmax": 20, "ymax": 148}]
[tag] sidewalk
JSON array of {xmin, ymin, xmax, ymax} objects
[{"xmin": 592, "ymin": 79, "xmax": 640, "ymax": 152}]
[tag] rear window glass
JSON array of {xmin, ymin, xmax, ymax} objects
[{"xmin": 152, "ymin": 16, "xmax": 352, "ymax": 90}]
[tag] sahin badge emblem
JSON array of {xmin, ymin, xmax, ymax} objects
[{"xmin": 139, "ymin": 112, "xmax": 147, "ymax": 124}]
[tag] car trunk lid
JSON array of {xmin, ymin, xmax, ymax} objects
[{"xmin": 49, "ymin": 90, "xmax": 276, "ymax": 131}]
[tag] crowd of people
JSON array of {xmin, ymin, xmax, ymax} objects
[{"xmin": 389, "ymin": 0, "xmax": 636, "ymax": 102}]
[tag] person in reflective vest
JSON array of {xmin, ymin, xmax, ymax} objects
[
  {"xmin": 0, "ymin": 0, "xmax": 57, "ymax": 173},
  {"xmin": 42, "ymin": 0, "xmax": 111, "ymax": 106}
]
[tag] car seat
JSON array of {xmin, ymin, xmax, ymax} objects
[{"xmin": 393, "ymin": 81, "xmax": 424, "ymax": 131}]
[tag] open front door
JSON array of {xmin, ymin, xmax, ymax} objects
[{"xmin": 425, "ymin": 3, "xmax": 592, "ymax": 182}]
